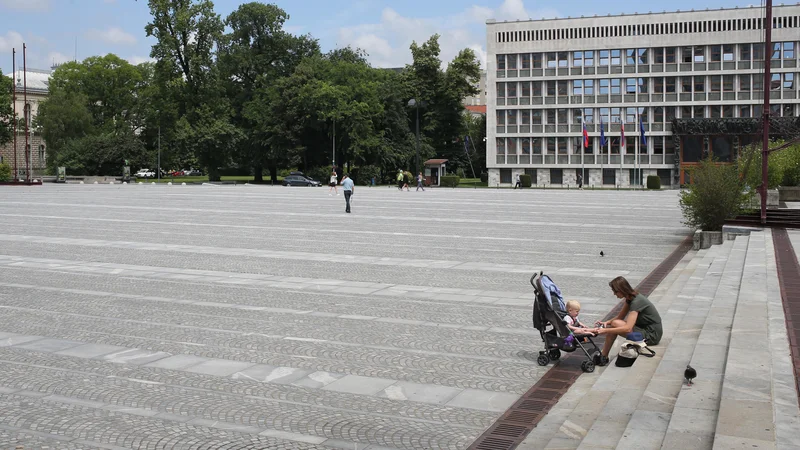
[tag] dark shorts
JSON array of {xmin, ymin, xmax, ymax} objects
[{"xmin": 329, "ymin": 182, "xmax": 336, "ymax": 187}]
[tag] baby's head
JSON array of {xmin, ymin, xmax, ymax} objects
[{"xmin": 566, "ymin": 300, "xmax": 581, "ymax": 319}]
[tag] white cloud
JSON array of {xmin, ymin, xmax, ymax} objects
[
  {"xmin": 0, "ymin": 0, "xmax": 49, "ymax": 12},
  {"xmin": 0, "ymin": 30, "xmax": 24, "ymax": 53},
  {"xmin": 335, "ymin": 0, "xmax": 559, "ymax": 69},
  {"xmin": 47, "ymin": 51, "xmax": 72, "ymax": 66},
  {"xmin": 85, "ymin": 27, "xmax": 137, "ymax": 45},
  {"xmin": 127, "ymin": 55, "xmax": 155, "ymax": 65}
]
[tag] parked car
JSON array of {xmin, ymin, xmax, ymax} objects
[
  {"xmin": 282, "ymin": 175, "xmax": 321, "ymax": 186},
  {"xmin": 170, "ymin": 170, "xmax": 185, "ymax": 177},
  {"xmin": 184, "ymin": 169, "xmax": 202, "ymax": 176},
  {"xmin": 135, "ymin": 169, "xmax": 155, "ymax": 178}
]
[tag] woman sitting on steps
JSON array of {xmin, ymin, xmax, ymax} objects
[{"xmin": 590, "ymin": 276, "xmax": 663, "ymax": 365}]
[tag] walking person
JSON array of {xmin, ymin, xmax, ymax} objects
[
  {"xmin": 577, "ymin": 173, "xmax": 583, "ymax": 190},
  {"xmin": 416, "ymin": 172, "xmax": 425, "ymax": 191},
  {"xmin": 396, "ymin": 170, "xmax": 404, "ymax": 191},
  {"xmin": 329, "ymin": 171, "xmax": 339, "ymax": 196},
  {"xmin": 341, "ymin": 173, "xmax": 354, "ymax": 213},
  {"xmin": 514, "ymin": 173, "xmax": 521, "ymax": 189}
]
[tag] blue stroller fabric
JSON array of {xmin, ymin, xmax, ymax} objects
[{"xmin": 540, "ymin": 275, "xmax": 566, "ymax": 312}]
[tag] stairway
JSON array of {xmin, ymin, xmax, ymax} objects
[{"xmin": 517, "ymin": 230, "xmax": 800, "ymax": 450}]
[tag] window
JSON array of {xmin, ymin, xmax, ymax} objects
[
  {"xmin": 654, "ymin": 137, "xmax": 664, "ymax": 154},
  {"xmin": 573, "ymin": 108, "xmax": 583, "ymax": 124},
  {"xmin": 521, "ymin": 138, "xmax": 531, "ymax": 154},
  {"xmin": 611, "ymin": 107, "xmax": 621, "ymax": 123},
  {"xmin": 710, "ymin": 75, "xmax": 721, "ymax": 92},
  {"xmin": 496, "ymin": 110, "xmax": 506, "ymax": 125},
  {"xmin": 723, "ymin": 104, "xmax": 733, "ymax": 117},
  {"xmin": 682, "ymin": 46, "xmax": 693, "ymax": 63},
  {"xmin": 694, "ymin": 46, "xmax": 705, "ymax": 62},
  {"xmin": 694, "ymin": 76, "xmax": 705, "ymax": 93},
  {"xmin": 507, "ymin": 110, "xmax": 517, "ymax": 125},
  {"xmin": 625, "ymin": 78, "xmax": 636, "ymax": 94},
  {"xmin": 710, "ymin": 105, "xmax": 722, "ymax": 118},
  {"xmin": 507, "ymin": 82, "xmax": 517, "ymax": 97},
  {"xmin": 573, "ymin": 51, "xmax": 583, "ymax": 67},
  {"xmin": 784, "ymin": 104, "xmax": 795, "ymax": 117},
  {"xmin": 772, "ymin": 43, "xmax": 781, "ymax": 60},
  {"xmin": 681, "ymin": 106, "xmax": 692, "ymax": 118},
  {"xmin": 497, "ymin": 138, "xmax": 506, "ymax": 155},
  {"xmin": 584, "ymin": 51, "xmax": 594, "ymax": 66},
  {"xmin": 626, "ymin": 107, "xmax": 636, "ymax": 123},
  {"xmin": 694, "ymin": 105, "xmax": 705, "ymax": 118},
  {"xmin": 599, "ymin": 107, "xmax": 609, "ymax": 124},
  {"xmin": 557, "ymin": 80, "xmax": 568, "ymax": 96},
  {"xmin": 723, "ymin": 44, "xmax": 734, "ymax": 61},
  {"xmin": 521, "ymin": 110, "xmax": 530, "ymax": 125},
  {"xmin": 521, "ymin": 81, "xmax": 531, "ymax": 97},
  {"xmin": 638, "ymin": 48, "xmax": 647, "ymax": 64},
  {"xmin": 507, "ymin": 138, "xmax": 517, "ymax": 154},
  {"xmin": 723, "ymin": 75, "xmax": 734, "ymax": 92},
  {"xmin": 532, "ymin": 109, "xmax": 542, "ymax": 124},
  {"xmin": 533, "ymin": 53, "xmax": 543, "ymax": 68},
  {"xmin": 611, "ymin": 79, "xmax": 622, "ymax": 94},
  {"xmin": 638, "ymin": 78, "xmax": 647, "ymax": 94},
  {"xmin": 740, "ymin": 74, "xmax": 751, "ymax": 91},
  {"xmin": 531, "ymin": 138, "xmax": 542, "ymax": 154},
  {"xmin": 547, "ymin": 137, "xmax": 556, "ymax": 153},
  {"xmin": 521, "ymin": 53, "xmax": 531, "ymax": 69},
  {"xmin": 550, "ymin": 169, "xmax": 563, "ymax": 185},
  {"xmin": 739, "ymin": 105, "xmax": 751, "ymax": 117},
  {"xmin": 785, "ymin": 73, "xmax": 795, "ymax": 90},
  {"xmin": 497, "ymin": 82, "xmax": 506, "ymax": 98},
  {"xmin": 573, "ymin": 80, "xmax": 583, "ymax": 96},
  {"xmin": 666, "ymin": 47, "xmax": 676, "ymax": 63},
  {"xmin": 626, "ymin": 49, "xmax": 635, "ymax": 65},
  {"xmin": 599, "ymin": 79, "xmax": 609, "ymax": 94},
  {"xmin": 24, "ymin": 104, "xmax": 31, "ymax": 128},
  {"xmin": 771, "ymin": 73, "xmax": 781, "ymax": 91},
  {"xmin": 497, "ymin": 55, "xmax": 506, "ymax": 70},
  {"xmin": 785, "ymin": 42, "xmax": 795, "ymax": 59},
  {"xmin": 599, "ymin": 50, "xmax": 609, "ymax": 66},
  {"xmin": 500, "ymin": 168, "xmax": 512, "ymax": 182},
  {"xmin": 611, "ymin": 49, "xmax": 621, "ymax": 65},
  {"xmin": 557, "ymin": 137, "xmax": 567, "ymax": 154},
  {"xmin": 754, "ymin": 43, "xmax": 764, "ymax": 60},
  {"xmin": 711, "ymin": 45, "xmax": 722, "ymax": 62},
  {"xmin": 740, "ymin": 44, "xmax": 751, "ymax": 61},
  {"xmin": 654, "ymin": 107, "xmax": 664, "ymax": 123},
  {"xmin": 557, "ymin": 108, "xmax": 567, "ymax": 124},
  {"xmin": 584, "ymin": 80, "xmax": 594, "ymax": 95},
  {"xmin": 682, "ymin": 77, "xmax": 693, "ymax": 93},
  {"xmin": 558, "ymin": 52, "xmax": 568, "ymax": 67},
  {"xmin": 666, "ymin": 77, "xmax": 676, "ymax": 93},
  {"xmin": 547, "ymin": 81, "xmax": 556, "ymax": 96},
  {"xmin": 38, "ymin": 145, "xmax": 45, "ymax": 162},
  {"xmin": 584, "ymin": 108, "xmax": 594, "ymax": 124},
  {"xmin": 533, "ymin": 81, "xmax": 542, "ymax": 96},
  {"xmin": 654, "ymin": 48, "xmax": 664, "ymax": 64},
  {"xmin": 753, "ymin": 75, "xmax": 763, "ymax": 91},
  {"xmin": 547, "ymin": 52, "xmax": 557, "ymax": 68},
  {"xmin": 665, "ymin": 106, "xmax": 676, "ymax": 121}
]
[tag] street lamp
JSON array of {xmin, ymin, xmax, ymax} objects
[
  {"xmin": 408, "ymin": 99, "xmax": 427, "ymax": 175},
  {"xmin": 156, "ymin": 110, "xmax": 161, "ymax": 182}
]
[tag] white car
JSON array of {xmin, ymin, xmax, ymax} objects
[{"xmin": 135, "ymin": 169, "xmax": 155, "ymax": 178}]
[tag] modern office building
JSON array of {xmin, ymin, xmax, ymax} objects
[{"xmin": 486, "ymin": 5, "xmax": 800, "ymax": 187}]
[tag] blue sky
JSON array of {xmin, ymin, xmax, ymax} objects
[{"xmin": 0, "ymin": 0, "xmax": 762, "ymax": 71}]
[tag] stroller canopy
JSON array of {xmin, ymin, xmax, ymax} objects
[{"xmin": 540, "ymin": 275, "xmax": 566, "ymax": 312}]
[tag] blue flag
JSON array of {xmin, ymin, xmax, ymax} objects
[
  {"xmin": 600, "ymin": 119, "xmax": 607, "ymax": 147},
  {"xmin": 464, "ymin": 136, "xmax": 470, "ymax": 155},
  {"xmin": 639, "ymin": 116, "xmax": 647, "ymax": 147}
]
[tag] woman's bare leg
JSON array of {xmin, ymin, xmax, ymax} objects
[{"xmin": 601, "ymin": 319, "xmax": 629, "ymax": 356}]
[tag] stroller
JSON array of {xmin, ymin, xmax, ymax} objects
[{"xmin": 531, "ymin": 271, "xmax": 602, "ymax": 373}]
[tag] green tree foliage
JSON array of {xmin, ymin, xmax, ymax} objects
[
  {"xmin": 51, "ymin": 132, "xmax": 149, "ymax": 176},
  {"xmin": 680, "ymin": 157, "xmax": 750, "ymax": 231},
  {"xmin": 0, "ymin": 67, "xmax": 14, "ymax": 146},
  {"xmin": 738, "ymin": 142, "xmax": 800, "ymax": 189},
  {"xmin": 0, "ymin": 162, "xmax": 11, "ymax": 182}
]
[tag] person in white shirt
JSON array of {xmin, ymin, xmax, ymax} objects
[
  {"xmin": 514, "ymin": 173, "xmax": 521, "ymax": 190},
  {"xmin": 328, "ymin": 171, "xmax": 339, "ymax": 196},
  {"xmin": 341, "ymin": 174, "xmax": 354, "ymax": 213}
]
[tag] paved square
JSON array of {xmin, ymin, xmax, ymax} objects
[{"xmin": 0, "ymin": 184, "xmax": 685, "ymax": 449}]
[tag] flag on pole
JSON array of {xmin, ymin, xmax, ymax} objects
[
  {"xmin": 620, "ymin": 116, "xmax": 626, "ymax": 149},
  {"xmin": 464, "ymin": 136, "xmax": 471, "ymax": 156},
  {"xmin": 582, "ymin": 119, "xmax": 589, "ymax": 149},
  {"xmin": 639, "ymin": 115, "xmax": 647, "ymax": 147},
  {"xmin": 600, "ymin": 118, "xmax": 607, "ymax": 147}
]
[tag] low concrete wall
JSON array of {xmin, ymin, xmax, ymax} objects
[
  {"xmin": 693, "ymin": 230, "xmax": 724, "ymax": 250},
  {"xmin": 779, "ymin": 187, "xmax": 800, "ymax": 202}
]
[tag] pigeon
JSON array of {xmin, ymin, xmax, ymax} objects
[
  {"xmin": 684, "ymin": 364, "xmax": 697, "ymax": 386},
  {"xmin": 600, "ymin": 251, "xmax": 604, "ymax": 257}
]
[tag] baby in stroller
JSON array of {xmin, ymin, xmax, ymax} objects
[{"xmin": 531, "ymin": 272, "xmax": 603, "ymax": 373}]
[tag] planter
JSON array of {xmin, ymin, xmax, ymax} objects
[
  {"xmin": 693, "ymin": 230, "xmax": 724, "ymax": 250},
  {"xmin": 745, "ymin": 189, "xmax": 780, "ymax": 209},
  {"xmin": 779, "ymin": 186, "xmax": 800, "ymax": 202}
]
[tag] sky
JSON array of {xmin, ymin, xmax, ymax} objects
[{"xmin": 0, "ymin": 0, "xmax": 768, "ymax": 72}]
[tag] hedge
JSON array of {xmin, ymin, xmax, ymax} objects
[
  {"xmin": 440, "ymin": 175, "xmax": 460, "ymax": 187},
  {"xmin": 0, "ymin": 163, "xmax": 11, "ymax": 182},
  {"xmin": 519, "ymin": 174, "xmax": 532, "ymax": 188},
  {"xmin": 646, "ymin": 175, "xmax": 661, "ymax": 190}
]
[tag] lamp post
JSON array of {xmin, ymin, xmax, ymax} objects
[{"xmin": 408, "ymin": 99, "xmax": 426, "ymax": 174}]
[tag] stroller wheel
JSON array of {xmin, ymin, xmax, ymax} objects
[
  {"xmin": 581, "ymin": 361, "xmax": 596, "ymax": 373},
  {"xmin": 537, "ymin": 354, "xmax": 550, "ymax": 366},
  {"xmin": 548, "ymin": 349, "xmax": 562, "ymax": 361}
]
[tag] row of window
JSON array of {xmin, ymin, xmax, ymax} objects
[
  {"xmin": 494, "ymin": 14, "xmax": 799, "ymax": 43},
  {"xmin": 495, "ymin": 43, "xmax": 797, "ymax": 70},
  {"xmin": 496, "ymin": 104, "xmax": 798, "ymax": 126},
  {"xmin": 495, "ymin": 136, "xmax": 676, "ymax": 155},
  {"xmin": 497, "ymin": 168, "xmax": 672, "ymax": 187},
  {"xmin": 496, "ymin": 73, "xmax": 798, "ymax": 97}
]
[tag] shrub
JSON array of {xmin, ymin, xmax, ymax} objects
[
  {"xmin": 646, "ymin": 175, "xmax": 661, "ymax": 190},
  {"xmin": 519, "ymin": 174, "xmax": 532, "ymax": 188},
  {"xmin": 680, "ymin": 157, "xmax": 750, "ymax": 231},
  {"xmin": 403, "ymin": 171, "xmax": 414, "ymax": 184},
  {"xmin": 306, "ymin": 167, "xmax": 332, "ymax": 184},
  {"xmin": 0, "ymin": 163, "xmax": 11, "ymax": 182},
  {"xmin": 353, "ymin": 165, "xmax": 380, "ymax": 186},
  {"xmin": 440, "ymin": 175, "xmax": 460, "ymax": 187},
  {"xmin": 480, "ymin": 172, "xmax": 488, "ymax": 183}
]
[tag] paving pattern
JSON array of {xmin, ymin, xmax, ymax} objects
[{"xmin": 0, "ymin": 185, "xmax": 685, "ymax": 449}]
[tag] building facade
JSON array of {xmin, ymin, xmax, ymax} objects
[
  {"xmin": 464, "ymin": 70, "xmax": 487, "ymax": 106},
  {"xmin": 486, "ymin": 5, "xmax": 800, "ymax": 188},
  {"xmin": 0, "ymin": 68, "xmax": 51, "ymax": 178}
]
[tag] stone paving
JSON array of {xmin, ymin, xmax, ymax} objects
[{"xmin": 0, "ymin": 185, "xmax": 685, "ymax": 449}]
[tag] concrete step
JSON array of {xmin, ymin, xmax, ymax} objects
[
  {"xmin": 658, "ymin": 235, "xmax": 749, "ymax": 449},
  {"xmin": 518, "ymin": 248, "xmax": 698, "ymax": 450},
  {"xmin": 535, "ymin": 244, "xmax": 724, "ymax": 450},
  {"xmin": 599, "ymin": 239, "xmax": 734, "ymax": 450}
]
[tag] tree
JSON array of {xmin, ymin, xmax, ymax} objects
[{"xmin": 0, "ymin": 67, "xmax": 13, "ymax": 146}]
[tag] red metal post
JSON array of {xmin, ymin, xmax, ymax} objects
[
  {"xmin": 11, "ymin": 48, "xmax": 17, "ymax": 180},
  {"xmin": 761, "ymin": 0, "xmax": 773, "ymax": 224},
  {"xmin": 23, "ymin": 43, "xmax": 29, "ymax": 184}
]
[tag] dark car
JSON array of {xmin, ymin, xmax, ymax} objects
[{"xmin": 282, "ymin": 175, "xmax": 321, "ymax": 186}]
